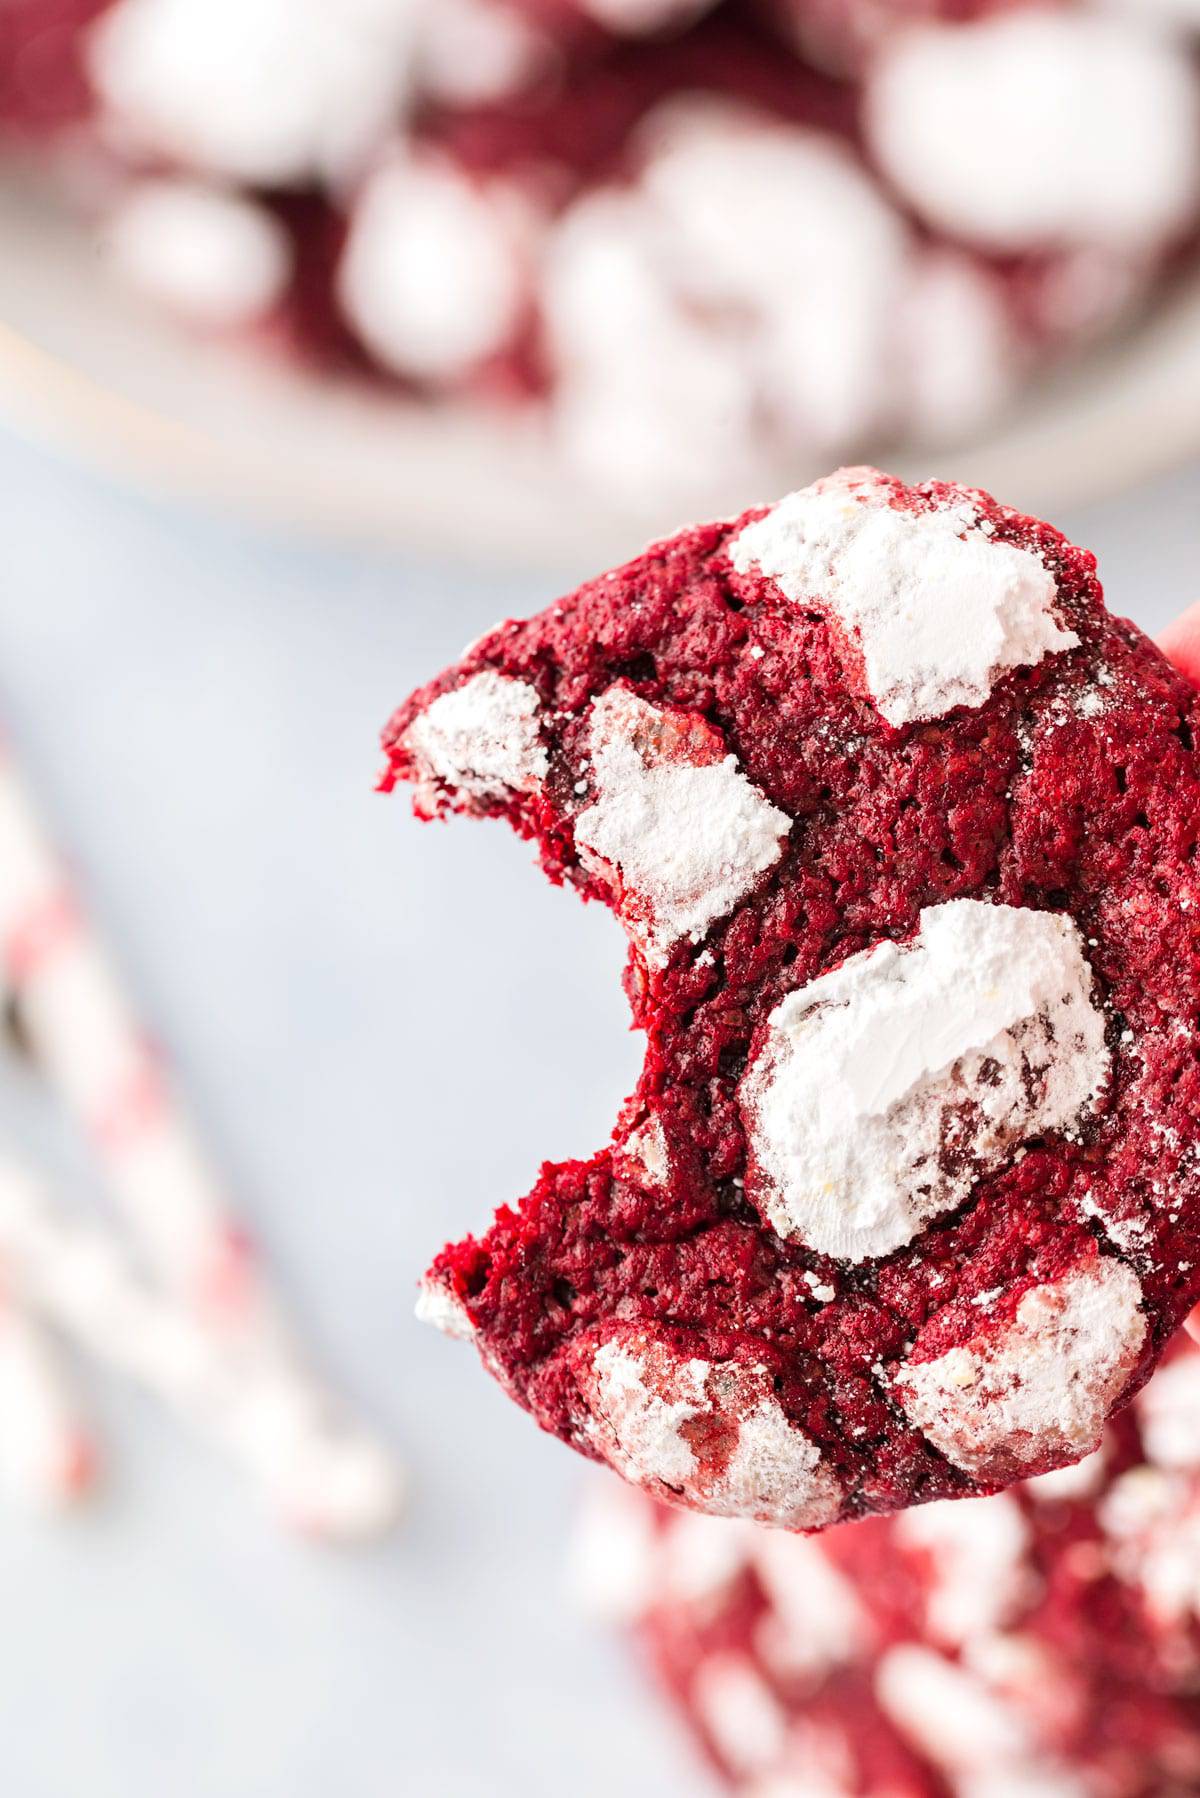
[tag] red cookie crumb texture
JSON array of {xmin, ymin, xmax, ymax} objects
[
  {"xmin": 575, "ymin": 1337, "xmax": 1200, "ymax": 1796},
  {"xmin": 387, "ymin": 467, "xmax": 1200, "ymax": 1528}
]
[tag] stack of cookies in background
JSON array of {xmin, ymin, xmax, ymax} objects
[
  {"xmin": 2, "ymin": 0, "xmax": 1199, "ymax": 502},
  {"xmin": 575, "ymin": 1336, "xmax": 1200, "ymax": 1797}
]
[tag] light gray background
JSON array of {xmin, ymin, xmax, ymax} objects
[{"xmin": 0, "ymin": 426, "xmax": 1196, "ymax": 1798}]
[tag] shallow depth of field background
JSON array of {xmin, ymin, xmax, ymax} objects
[
  {"xmin": 1, "ymin": 9, "xmax": 1200, "ymax": 1788},
  {"xmin": 0, "ymin": 417, "xmax": 1192, "ymax": 1796}
]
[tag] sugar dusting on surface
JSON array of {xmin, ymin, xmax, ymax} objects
[
  {"xmin": 877, "ymin": 1645, "xmax": 1091, "ymax": 1796},
  {"xmin": 588, "ymin": 1335, "xmax": 703, "ymax": 1487},
  {"xmin": 897, "ymin": 1259, "xmax": 1147, "ymax": 1480},
  {"xmin": 89, "ymin": 0, "xmax": 413, "ymax": 186},
  {"xmin": 895, "ymin": 1493, "xmax": 1031, "ymax": 1645},
  {"xmin": 741, "ymin": 899, "xmax": 1109, "ymax": 1262},
  {"xmin": 875, "ymin": 1645, "xmax": 1032, "ymax": 1771},
  {"xmin": 405, "ymin": 671, "xmax": 547, "ymax": 810},
  {"xmin": 692, "ymin": 1655, "xmax": 789, "ymax": 1776},
  {"xmin": 1136, "ymin": 1350, "xmax": 1200, "ymax": 1471},
  {"xmin": 1100, "ymin": 1461, "xmax": 1200, "ymax": 1629},
  {"xmin": 542, "ymin": 108, "xmax": 914, "ymax": 500},
  {"xmin": 730, "ymin": 470, "xmax": 1077, "ymax": 726},
  {"xmin": 414, "ymin": 1277, "xmax": 475, "ymax": 1340},
  {"xmin": 416, "ymin": 0, "xmax": 550, "ymax": 105},
  {"xmin": 613, "ymin": 1114, "xmax": 670, "ymax": 1188},
  {"xmin": 574, "ymin": 688, "xmax": 791, "ymax": 967},
  {"xmin": 101, "ymin": 179, "xmax": 292, "ymax": 328},
  {"xmin": 579, "ymin": 0, "xmax": 709, "ymax": 32},
  {"xmin": 749, "ymin": 1530, "xmax": 867, "ymax": 1677},
  {"xmin": 338, "ymin": 155, "xmax": 529, "ymax": 382},
  {"xmin": 586, "ymin": 1331, "xmax": 842, "ymax": 1528},
  {"xmin": 866, "ymin": 10, "xmax": 1200, "ymax": 255}
]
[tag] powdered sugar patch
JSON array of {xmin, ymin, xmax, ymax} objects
[
  {"xmin": 749, "ymin": 1531, "xmax": 867, "ymax": 1677},
  {"xmin": 613, "ymin": 1114, "xmax": 671, "ymax": 1188},
  {"xmin": 1136, "ymin": 1352, "xmax": 1200, "ymax": 1471},
  {"xmin": 101, "ymin": 179, "xmax": 291, "ymax": 329},
  {"xmin": 895, "ymin": 1493, "xmax": 1031, "ymax": 1644},
  {"xmin": 693, "ymin": 1656, "xmax": 788, "ymax": 1776},
  {"xmin": 875, "ymin": 1645, "xmax": 1033, "ymax": 1772},
  {"xmin": 414, "ymin": 1277, "xmax": 475, "ymax": 1341},
  {"xmin": 897, "ymin": 1258, "xmax": 1146, "ymax": 1481},
  {"xmin": 89, "ymin": 0, "xmax": 413, "ymax": 186},
  {"xmin": 730, "ymin": 471, "xmax": 1077, "ymax": 726},
  {"xmin": 339, "ymin": 156, "xmax": 530, "ymax": 382},
  {"xmin": 405, "ymin": 671, "xmax": 547, "ymax": 810},
  {"xmin": 865, "ymin": 10, "xmax": 1200, "ymax": 255},
  {"xmin": 585, "ymin": 1330, "xmax": 842, "ymax": 1528},
  {"xmin": 574, "ymin": 688, "xmax": 790, "ymax": 967},
  {"xmin": 741, "ymin": 899, "xmax": 1108, "ymax": 1262}
]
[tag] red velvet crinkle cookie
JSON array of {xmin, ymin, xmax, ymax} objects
[
  {"xmin": 575, "ymin": 1343, "xmax": 1200, "ymax": 1797},
  {"xmin": 384, "ymin": 465, "xmax": 1200, "ymax": 1528}
]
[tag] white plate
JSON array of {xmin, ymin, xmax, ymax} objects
[{"xmin": 3, "ymin": 169, "xmax": 1200, "ymax": 571}]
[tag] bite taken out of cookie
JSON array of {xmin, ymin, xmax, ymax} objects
[{"xmin": 384, "ymin": 466, "xmax": 1200, "ymax": 1530}]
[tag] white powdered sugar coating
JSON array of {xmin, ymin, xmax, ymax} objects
[
  {"xmin": 746, "ymin": 1730, "xmax": 858, "ymax": 1798},
  {"xmin": 865, "ymin": 10, "xmax": 1200, "ymax": 255},
  {"xmin": 1098, "ymin": 1464, "xmax": 1177, "ymax": 1544},
  {"xmin": 875, "ymin": 1645, "xmax": 1032, "ymax": 1772},
  {"xmin": 741, "ymin": 899, "xmax": 1108, "ymax": 1263},
  {"xmin": 613, "ymin": 1115, "xmax": 671, "ymax": 1188},
  {"xmin": 544, "ymin": 185, "xmax": 767, "ymax": 506},
  {"xmin": 1099, "ymin": 1465, "xmax": 1200, "ymax": 1627},
  {"xmin": 730, "ymin": 471, "xmax": 1077, "ymax": 727},
  {"xmin": 405, "ymin": 672, "xmax": 548, "ymax": 808},
  {"xmin": 88, "ymin": 0, "xmax": 414, "ymax": 187},
  {"xmin": 338, "ymin": 156, "xmax": 530, "ymax": 382},
  {"xmin": 693, "ymin": 1655, "xmax": 789, "ymax": 1776},
  {"xmin": 1137, "ymin": 1499, "xmax": 1200, "ymax": 1627},
  {"xmin": 749, "ymin": 1532, "xmax": 866, "ymax": 1678},
  {"xmin": 1135, "ymin": 1351, "xmax": 1200, "ymax": 1471},
  {"xmin": 101, "ymin": 180, "xmax": 292, "ymax": 330},
  {"xmin": 589, "ymin": 1336, "xmax": 702, "ymax": 1488},
  {"xmin": 586, "ymin": 1332, "xmax": 843, "ymax": 1528},
  {"xmin": 414, "ymin": 1277, "xmax": 475, "ymax": 1340},
  {"xmin": 897, "ymin": 1259, "xmax": 1147, "ymax": 1481},
  {"xmin": 719, "ymin": 1398, "xmax": 843, "ymax": 1528},
  {"xmin": 415, "ymin": 0, "xmax": 550, "ymax": 105},
  {"xmin": 636, "ymin": 106, "xmax": 910, "ymax": 453},
  {"xmin": 542, "ymin": 107, "xmax": 924, "ymax": 498},
  {"xmin": 895, "ymin": 1493, "xmax": 1031, "ymax": 1645},
  {"xmin": 574, "ymin": 688, "xmax": 791, "ymax": 968}
]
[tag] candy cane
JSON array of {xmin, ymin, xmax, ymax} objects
[
  {"xmin": 0, "ymin": 1159, "xmax": 400, "ymax": 1535},
  {"xmin": 0, "ymin": 747, "xmax": 403, "ymax": 1538},
  {"xmin": 0, "ymin": 1287, "xmax": 96, "ymax": 1509},
  {"xmin": 0, "ymin": 756, "xmax": 269, "ymax": 1325}
]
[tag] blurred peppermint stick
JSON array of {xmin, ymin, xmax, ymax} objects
[
  {"xmin": 0, "ymin": 745, "xmax": 403, "ymax": 1538},
  {"xmin": 0, "ymin": 1160, "xmax": 400, "ymax": 1532},
  {"xmin": 0, "ymin": 1289, "xmax": 96, "ymax": 1509}
]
